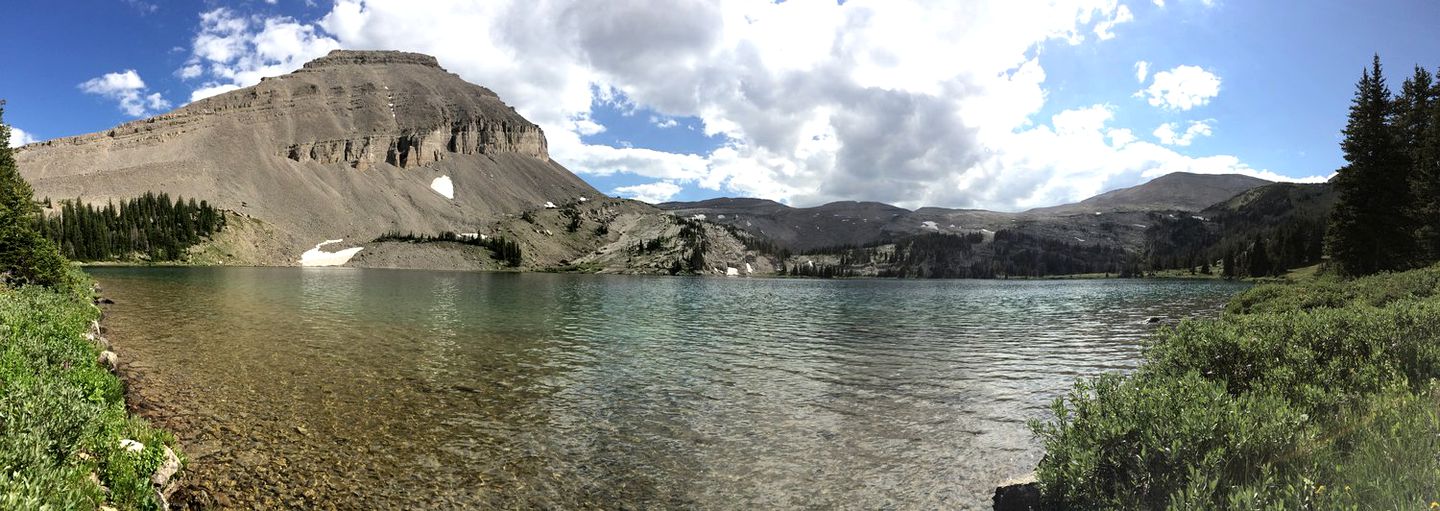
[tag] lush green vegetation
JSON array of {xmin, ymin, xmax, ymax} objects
[
  {"xmin": 1, "ymin": 102, "xmax": 181, "ymax": 509},
  {"xmin": 37, "ymin": 193, "xmax": 226, "ymax": 262},
  {"xmin": 0, "ymin": 272, "xmax": 182, "ymax": 510},
  {"xmin": 373, "ymin": 230, "xmax": 523, "ymax": 266},
  {"xmin": 1032, "ymin": 266, "xmax": 1440, "ymax": 509}
]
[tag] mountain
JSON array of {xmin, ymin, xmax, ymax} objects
[
  {"xmin": 18, "ymin": 50, "xmax": 598, "ymax": 264},
  {"xmin": 659, "ymin": 172, "xmax": 1274, "ymax": 253},
  {"xmin": 1025, "ymin": 172, "xmax": 1273, "ymax": 215},
  {"xmin": 659, "ymin": 198, "xmax": 918, "ymax": 251}
]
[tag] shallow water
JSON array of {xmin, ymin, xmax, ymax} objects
[{"xmin": 91, "ymin": 267, "xmax": 1247, "ymax": 510}]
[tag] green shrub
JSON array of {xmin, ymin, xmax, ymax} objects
[{"xmin": 1034, "ymin": 265, "xmax": 1440, "ymax": 509}]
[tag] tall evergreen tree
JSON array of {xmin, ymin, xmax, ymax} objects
[
  {"xmin": 0, "ymin": 101, "xmax": 67, "ymax": 286},
  {"xmin": 1410, "ymin": 67, "xmax": 1440, "ymax": 261},
  {"xmin": 1326, "ymin": 55, "xmax": 1415, "ymax": 276},
  {"xmin": 1247, "ymin": 236, "xmax": 1271, "ymax": 277}
]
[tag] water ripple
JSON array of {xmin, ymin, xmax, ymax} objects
[{"xmin": 92, "ymin": 268, "xmax": 1244, "ymax": 510}]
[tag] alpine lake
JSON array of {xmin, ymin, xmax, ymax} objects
[{"xmin": 90, "ymin": 267, "xmax": 1247, "ymax": 510}]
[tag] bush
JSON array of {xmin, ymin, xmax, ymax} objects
[{"xmin": 1033, "ymin": 265, "xmax": 1440, "ymax": 509}]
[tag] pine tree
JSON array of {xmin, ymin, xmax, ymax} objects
[
  {"xmin": 0, "ymin": 102, "xmax": 67, "ymax": 287},
  {"xmin": 1248, "ymin": 236, "xmax": 1271, "ymax": 277},
  {"xmin": 1410, "ymin": 66, "xmax": 1440, "ymax": 262},
  {"xmin": 1327, "ymin": 55, "xmax": 1415, "ymax": 276}
]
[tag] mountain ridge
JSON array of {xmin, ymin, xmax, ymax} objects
[{"xmin": 658, "ymin": 172, "xmax": 1275, "ymax": 252}]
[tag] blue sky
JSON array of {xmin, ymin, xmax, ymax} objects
[{"xmin": 2, "ymin": 1, "xmax": 1437, "ymax": 210}]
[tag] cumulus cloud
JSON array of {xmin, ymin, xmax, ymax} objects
[
  {"xmin": 614, "ymin": 181, "xmax": 683, "ymax": 204},
  {"xmin": 989, "ymin": 106, "xmax": 1321, "ymax": 208},
  {"xmin": 1093, "ymin": 4, "xmax": 1133, "ymax": 40},
  {"xmin": 1140, "ymin": 65, "xmax": 1222, "ymax": 111},
  {"xmin": 1153, "ymin": 120, "xmax": 1213, "ymax": 146},
  {"xmin": 176, "ymin": 0, "xmax": 1293, "ymax": 210},
  {"xmin": 1134, "ymin": 61, "xmax": 1149, "ymax": 83},
  {"xmin": 78, "ymin": 70, "xmax": 171, "ymax": 117},
  {"xmin": 182, "ymin": 8, "xmax": 340, "ymax": 102},
  {"xmin": 6, "ymin": 125, "xmax": 38, "ymax": 148}
]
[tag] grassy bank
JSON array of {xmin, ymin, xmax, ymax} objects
[
  {"xmin": 1032, "ymin": 265, "xmax": 1440, "ymax": 509},
  {"xmin": 0, "ymin": 268, "xmax": 182, "ymax": 510}
]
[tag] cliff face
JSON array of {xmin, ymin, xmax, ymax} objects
[
  {"xmin": 18, "ymin": 50, "xmax": 598, "ymax": 265},
  {"xmin": 280, "ymin": 118, "xmax": 547, "ymax": 170}
]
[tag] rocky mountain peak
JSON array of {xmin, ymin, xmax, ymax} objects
[{"xmin": 299, "ymin": 50, "xmax": 444, "ymax": 71}]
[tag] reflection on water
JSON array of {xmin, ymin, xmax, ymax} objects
[{"xmin": 93, "ymin": 267, "xmax": 1246, "ymax": 510}]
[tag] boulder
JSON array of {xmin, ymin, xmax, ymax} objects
[
  {"xmin": 993, "ymin": 473, "xmax": 1043, "ymax": 511},
  {"xmin": 119, "ymin": 439, "xmax": 144, "ymax": 453},
  {"xmin": 98, "ymin": 351, "xmax": 119, "ymax": 371},
  {"xmin": 152, "ymin": 446, "xmax": 181, "ymax": 486}
]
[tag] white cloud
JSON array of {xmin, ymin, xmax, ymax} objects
[
  {"xmin": 1134, "ymin": 60, "xmax": 1149, "ymax": 83},
  {"xmin": 178, "ymin": 64, "xmax": 203, "ymax": 79},
  {"xmin": 988, "ymin": 106, "xmax": 1323, "ymax": 209},
  {"xmin": 651, "ymin": 116, "xmax": 679, "ymax": 129},
  {"xmin": 1140, "ymin": 65, "xmax": 1221, "ymax": 111},
  {"xmin": 6, "ymin": 125, "xmax": 38, "ymax": 148},
  {"xmin": 176, "ymin": 0, "xmax": 1291, "ymax": 211},
  {"xmin": 78, "ymin": 70, "xmax": 171, "ymax": 117},
  {"xmin": 182, "ymin": 8, "xmax": 340, "ymax": 102},
  {"xmin": 1093, "ymin": 4, "xmax": 1133, "ymax": 40},
  {"xmin": 614, "ymin": 181, "xmax": 683, "ymax": 204},
  {"xmin": 1153, "ymin": 120, "xmax": 1213, "ymax": 146},
  {"xmin": 1153, "ymin": 0, "xmax": 1165, "ymax": 7}
]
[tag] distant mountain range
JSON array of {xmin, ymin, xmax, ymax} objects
[{"xmin": 660, "ymin": 172, "xmax": 1276, "ymax": 253}]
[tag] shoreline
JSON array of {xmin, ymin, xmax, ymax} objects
[
  {"xmin": 80, "ymin": 259, "xmax": 1283, "ymax": 284},
  {"xmin": 99, "ymin": 285, "xmax": 232, "ymax": 509},
  {"xmin": 94, "ymin": 286, "xmax": 188, "ymax": 509}
]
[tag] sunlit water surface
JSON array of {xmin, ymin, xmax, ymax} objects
[{"xmin": 91, "ymin": 267, "xmax": 1247, "ymax": 510}]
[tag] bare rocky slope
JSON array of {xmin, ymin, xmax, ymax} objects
[
  {"xmin": 17, "ymin": 50, "xmax": 761, "ymax": 272},
  {"xmin": 1026, "ymin": 172, "xmax": 1272, "ymax": 216}
]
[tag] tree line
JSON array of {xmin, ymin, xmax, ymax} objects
[
  {"xmin": 1143, "ymin": 184, "xmax": 1332, "ymax": 279},
  {"xmin": 36, "ymin": 192, "xmax": 226, "ymax": 262},
  {"xmin": 1328, "ymin": 55, "xmax": 1440, "ymax": 276},
  {"xmin": 373, "ymin": 231, "xmax": 523, "ymax": 267}
]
